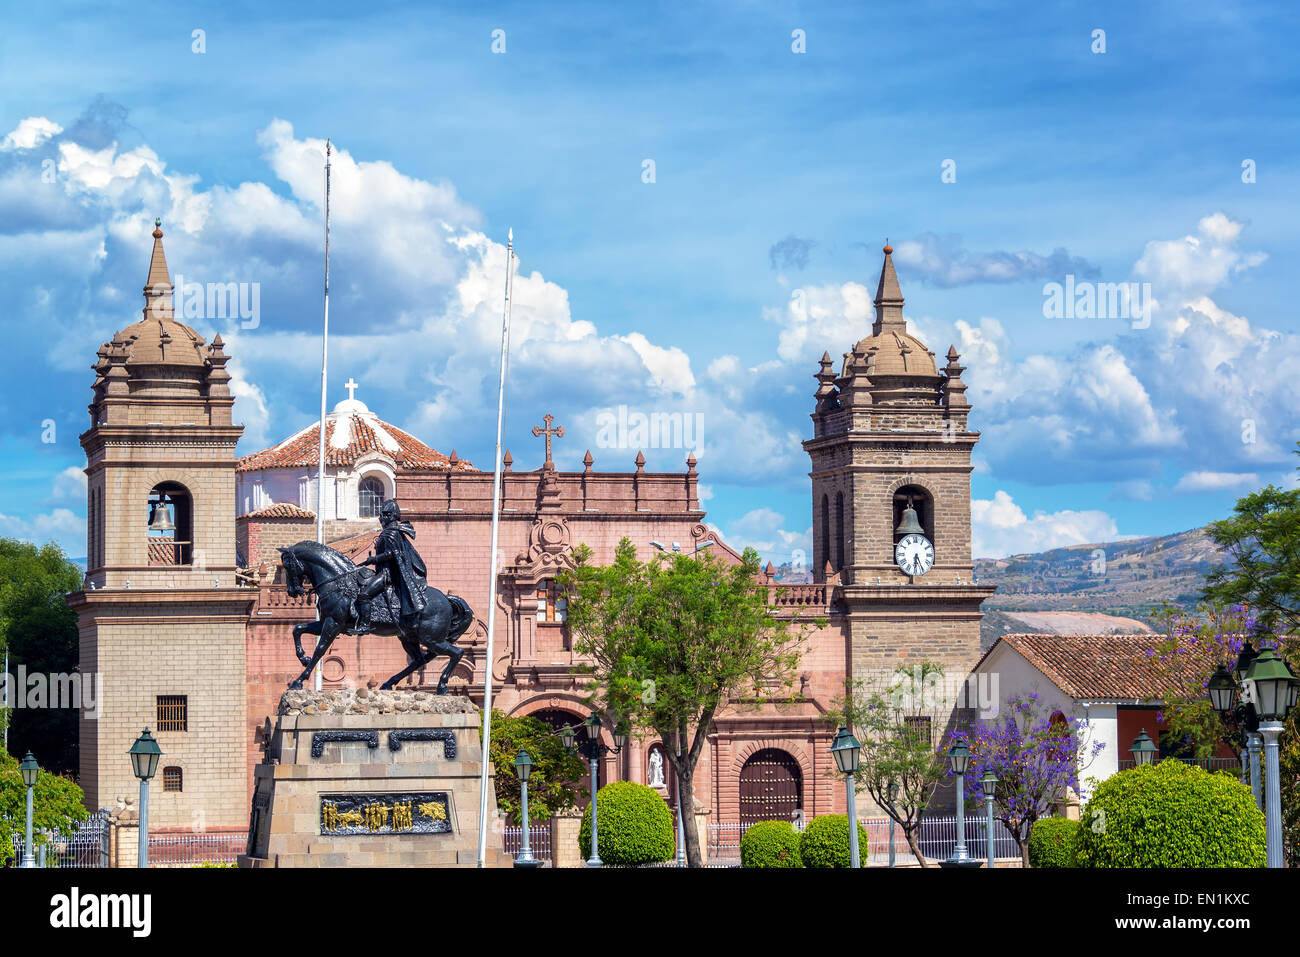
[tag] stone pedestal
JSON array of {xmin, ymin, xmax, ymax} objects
[{"xmin": 239, "ymin": 688, "xmax": 510, "ymax": 868}]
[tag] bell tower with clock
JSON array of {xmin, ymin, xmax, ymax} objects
[{"xmin": 803, "ymin": 244, "xmax": 996, "ymax": 722}]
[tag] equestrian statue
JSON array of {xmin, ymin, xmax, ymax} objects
[{"xmin": 277, "ymin": 500, "xmax": 472, "ymax": 693}]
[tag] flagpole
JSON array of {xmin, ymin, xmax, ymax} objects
[
  {"xmin": 314, "ymin": 139, "xmax": 332, "ymax": 693},
  {"xmin": 478, "ymin": 228, "xmax": 514, "ymax": 867}
]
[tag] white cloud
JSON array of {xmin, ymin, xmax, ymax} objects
[
  {"xmin": 972, "ymin": 490, "xmax": 1119, "ymax": 559},
  {"xmin": 1173, "ymin": 471, "xmax": 1259, "ymax": 493},
  {"xmin": 50, "ymin": 466, "xmax": 87, "ymax": 503},
  {"xmin": 715, "ymin": 507, "xmax": 811, "ymax": 568},
  {"xmin": 0, "ymin": 508, "xmax": 85, "ymax": 559},
  {"xmin": 1, "ymin": 116, "xmax": 62, "ymax": 151}
]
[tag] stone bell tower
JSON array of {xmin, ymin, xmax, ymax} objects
[
  {"xmin": 68, "ymin": 220, "xmax": 254, "ymax": 828},
  {"xmin": 802, "ymin": 244, "xmax": 995, "ymax": 714}
]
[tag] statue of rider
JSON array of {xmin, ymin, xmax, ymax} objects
[{"xmin": 352, "ymin": 499, "xmax": 427, "ymax": 634}]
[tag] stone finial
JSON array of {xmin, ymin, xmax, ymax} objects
[
  {"xmin": 635, "ymin": 450, "xmax": 646, "ymax": 472},
  {"xmin": 448, "ymin": 448, "xmax": 459, "ymax": 467},
  {"xmin": 942, "ymin": 344, "xmax": 968, "ymax": 409},
  {"xmin": 764, "ymin": 561, "xmax": 775, "ymax": 582},
  {"xmin": 583, "ymin": 449, "xmax": 594, "ymax": 472},
  {"xmin": 686, "ymin": 451, "xmax": 697, "ymax": 473},
  {"xmin": 502, "ymin": 449, "xmax": 513, "ymax": 472}
]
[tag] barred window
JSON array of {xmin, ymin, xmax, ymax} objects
[
  {"xmin": 157, "ymin": 695, "xmax": 188, "ymax": 732},
  {"xmin": 162, "ymin": 766, "xmax": 183, "ymax": 792},
  {"xmin": 902, "ymin": 715, "xmax": 932, "ymax": 748},
  {"xmin": 359, "ymin": 477, "xmax": 384, "ymax": 518}
]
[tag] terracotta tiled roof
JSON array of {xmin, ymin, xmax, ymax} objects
[
  {"xmin": 239, "ymin": 503, "xmax": 316, "ymax": 521},
  {"xmin": 237, "ymin": 407, "xmax": 475, "ymax": 473},
  {"xmin": 989, "ymin": 633, "xmax": 1216, "ymax": 701}
]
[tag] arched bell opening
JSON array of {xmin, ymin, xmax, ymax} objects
[{"xmin": 147, "ymin": 481, "xmax": 193, "ymax": 566}]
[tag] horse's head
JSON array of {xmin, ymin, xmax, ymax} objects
[{"xmin": 278, "ymin": 545, "xmax": 305, "ymax": 597}]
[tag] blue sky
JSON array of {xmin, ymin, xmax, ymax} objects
[{"xmin": 1, "ymin": 0, "xmax": 1298, "ymax": 564}]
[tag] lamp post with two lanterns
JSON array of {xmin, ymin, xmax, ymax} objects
[
  {"xmin": 559, "ymin": 711, "xmax": 628, "ymax": 867},
  {"xmin": 940, "ymin": 738, "xmax": 981, "ymax": 868},
  {"xmin": 1207, "ymin": 646, "xmax": 1299, "ymax": 868}
]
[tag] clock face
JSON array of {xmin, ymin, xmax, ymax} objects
[{"xmin": 895, "ymin": 534, "xmax": 934, "ymax": 576}]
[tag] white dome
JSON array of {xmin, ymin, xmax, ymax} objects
[{"xmin": 332, "ymin": 397, "xmax": 371, "ymax": 415}]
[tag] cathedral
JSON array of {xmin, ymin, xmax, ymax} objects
[{"xmin": 68, "ymin": 224, "xmax": 993, "ymax": 837}]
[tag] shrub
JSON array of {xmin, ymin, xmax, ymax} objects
[
  {"xmin": 578, "ymin": 781, "xmax": 674, "ymax": 865},
  {"xmin": 1028, "ymin": 817, "xmax": 1079, "ymax": 868},
  {"xmin": 741, "ymin": 820, "xmax": 803, "ymax": 868},
  {"xmin": 1074, "ymin": 760, "xmax": 1265, "ymax": 868},
  {"xmin": 798, "ymin": 814, "xmax": 870, "ymax": 869}
]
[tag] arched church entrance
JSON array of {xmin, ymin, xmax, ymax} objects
[{"xmin": 739, "ymin": 748, "xmax": 803, "ymax": 827}]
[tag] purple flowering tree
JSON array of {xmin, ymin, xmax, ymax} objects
[{"xmin": 962, "ymin": 693, "xmax": 1104, "ymax": 867}]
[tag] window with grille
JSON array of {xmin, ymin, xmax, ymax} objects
[
  {"xmin": 162, "ymin": 766, "xmax": 183, "ymax": 792},
  {"xmin": 157, "ymin": 695, "xmax": 188, "ymax": 732},
  {"xmin": 902, "ymin": 715, "xmax": 932, "ymax": 748},
  {"xmin": 535, "ymin": 580, "xmax": 566, "ymax": 623},
  {"xmin": 359, "ymin": 477, "xmax": 384, "ymax": 518}
]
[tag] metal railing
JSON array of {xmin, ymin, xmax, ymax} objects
[
  {"xmin": 1117, "ymin": 756, "xmax": 1242, "ymax": 772},
  {"xmin": 11, "ymin": 810, "xmax": 110, "ymax": 868},
  {"xmin": 501, "ymin": 824, "xmax": 552, "ymax": 862},
  {"xmin": 708, "ymin": 814, "xmax": 1021, "ymax": 866},
  {"xmin": 147, "ymin": 831, "xmax": 247, "ymax": 867}
]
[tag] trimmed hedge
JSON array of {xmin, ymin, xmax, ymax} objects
[
  {"xmin": 741, "ymin": 820, "xmax": 803, "ymax": 868},
  {"xmin": 1074, "ymin": 760, "xmax": 1265, "ymax": 868},
  {"xmin": 578, "ymin": 781, "xmax": 674, "ymax": 865},
  {"xmin": 1028, "ymin": 817, "xmax": 1079, "ymax": 868},
  {"xmin": 798, "ymin": 814, "xmax": 870, "ymax": 869}
]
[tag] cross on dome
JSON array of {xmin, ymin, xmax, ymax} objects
[{"xmin": 345, "ymin": 377, "xmax": 359, "ymax": 401}]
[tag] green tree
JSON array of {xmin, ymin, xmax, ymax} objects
[
  {"xmin": 828, "ymin": 664, "xmax": 949, "ymax": 868},
  {"xmin": 483, "ymin": 709, "xmax": 587, "ymax": 825},
  {"xmin": 1202, "ymin": 445, "xmax": 1300, "ymax": 635},
  {"xmin": 558, "ymin": 539, "xmax": 815, "ymax": 867},
  {"xmin": 0, "ymin": 747, "xmax": 88, "ymax": 863},
  {"xmin": 0, "ymin": 538, "xmax": 83, "ymax": 771}
]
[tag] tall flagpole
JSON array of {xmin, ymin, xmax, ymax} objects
[
  {"xmin": 314, "ymin": 140, "xmax": 332, "ymax": 693},
  {"xmin": 478, "ymin": 228, "xmax": 514, "ymax": 867}
]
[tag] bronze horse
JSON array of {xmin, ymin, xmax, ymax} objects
[{"xmin": 277, "ymin": 540, "xmax": 472, "ymax": 693}]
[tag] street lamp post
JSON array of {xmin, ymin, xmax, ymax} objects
[
  {"xmin": 981, "ymin": 769, "xmax": 998, "ymax": 869},
  {"xmin": 512, "ymin": 749, "xmax": 541, "ymax": 868},
  {"xmin": 1243, "ymin": 648, "xmax": 1300, "ymax": 868},
  {"xmin": 830, "ymin": 726, "xmax": 862, "ymax": 868},
  {"xmin": 560, "ymin": 711, "xmax": 627, "ymax": 867},
  {"xmin": 128, "ymin": 729, "xmax": 162, "ymax": 869},
  {"xmin": 1248, "ymin": 733, "xmax": 1263, "ymax": 810},
  {"xmin": 19, "ymin": 751, "xmax": 38, "ymax": 868},
  {"xmin": 675, "ymin": 734, "xmax": 686, "ymax": 867},
  {"xmin": 941, "ymin": 739, "xmax": 980, "ymax": 868}
]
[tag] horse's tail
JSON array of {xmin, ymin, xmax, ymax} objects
[{"xmin": 446, "ymin": 595, "xmax": 474, "ymax": 641}]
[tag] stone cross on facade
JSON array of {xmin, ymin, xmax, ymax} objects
[
  {"xmin": 344, "ymin": 378, "xmax": 359, "ymax": 402},
  {"xmin": 532, "ymin": 413, "xmax": 564, "ymax": 469}
]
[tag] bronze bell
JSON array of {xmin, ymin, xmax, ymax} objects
[
  {"xmin": 895, "ymin": 504, "xmax": 923, "ymax": 537},
  {"xmin": 148, "ymin": 501, "xmax": 175, "ymax": 533}
]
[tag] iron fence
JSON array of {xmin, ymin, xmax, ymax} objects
[
  {"xmin": 10, "ymin": 809, "xmax": 110, "ymax": 868},
  {"xmin": 147, "ymin": 831, "xmax": 246, "ymax": 867},
  {"xmin": 706, "ymin": 814, "xmax": 1021, "ymax": 866},
  {"xmin": 502, "ymin": 824, "xmax": 552, "ymax": 862},
  {"xmin": 1117, "ymin": 757, "xmax": 1242, "ymax": 773}
]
